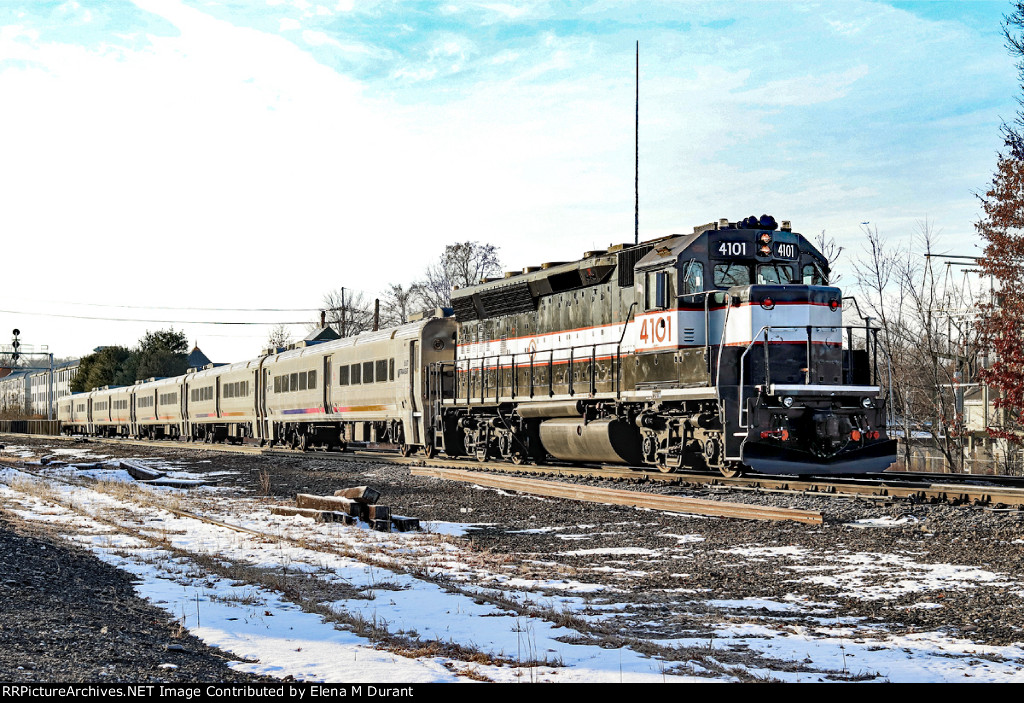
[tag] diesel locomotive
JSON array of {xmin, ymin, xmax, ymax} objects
[
  {"xmin": 428, "ymin": 215, "xmax": 896, "ymax": 476},
  {"xmin": 58, "ymin": 215, "xmax": 895, "ymax": 477}
]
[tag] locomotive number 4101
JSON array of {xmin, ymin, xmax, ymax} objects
[
  {"xmin": 717, "ymin": 241, "xmax": 747, "ymax": 257},
  {"xmin": 639, "ymin": 314, "xmax": 672, "ymax": 345},
  {"xmin": 717, "ymin": 240, "xmax": 797, "ymax": 260}
]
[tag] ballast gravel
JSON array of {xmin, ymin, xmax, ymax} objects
[{"xmin": 2, "ymin": 434, "xmax": 1024, "ymax": 681}]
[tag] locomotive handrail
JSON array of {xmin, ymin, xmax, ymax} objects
[
  {"xmin": 438, "ymin": 302, "xmax": 643, "ymax": 407},
  {"xmin": 439, "ymin": 337, "xmax": 626, "ymax": 406},
  {"xmin": 737, "ymin": 324, "xmax": 882, "ymax": 428}
]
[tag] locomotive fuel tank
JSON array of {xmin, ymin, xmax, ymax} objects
[{"xmin": 538, "ymin": 417, "xmax": 644, "ymax": 464}]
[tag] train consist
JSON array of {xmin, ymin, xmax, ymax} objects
[{"xmin": 58, "ymin": 215, "xmax": 896, "ymax": 476}]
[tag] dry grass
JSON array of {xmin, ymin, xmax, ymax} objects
[{"xmin": 256, "ymin": 468, "xmax": 272, "ymax": 497}]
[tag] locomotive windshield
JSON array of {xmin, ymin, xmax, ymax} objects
[
  {"xmin": 713, "ymin": 263, "xmax": 751, "ymax": 287},
  {"xmin": 756, "ymin": 263, "xmax": 796, "ymax": 284}
]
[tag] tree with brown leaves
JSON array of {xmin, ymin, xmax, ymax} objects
[
  {"xmin": 975, "ymin": 150, "xmax": 1024, "ymax": 443},
  {"xmin": 974, "ymin": 4, "xmax": 1024, "ymax": 445}
]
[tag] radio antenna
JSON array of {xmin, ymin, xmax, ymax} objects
[{"xmin": 634, "ymin": 40, "xmax": 639, "ymax": 246}]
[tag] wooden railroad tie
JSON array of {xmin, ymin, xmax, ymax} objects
[
  {"xmin": 410, "ymin": 467, "xmax": 824, "ymax": 525},
  {"xmin": 282, "ymin": 489, "xmax": 418, "ymax": 532}
]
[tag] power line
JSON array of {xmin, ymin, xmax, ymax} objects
[
  {"xmin": 4, "ymin": 299, "xmax": 321, "ymax": 312},
  {"xmin": 0, "ymin": 309, "xmax": 312, "ymax": 326}
]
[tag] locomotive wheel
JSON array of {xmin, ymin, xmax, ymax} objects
[
  {"xmin": 422, "ymin": 443, "xmax": 436, "ymax": 459},
  {"xmin": 718, "ymin": 463, "xmax": 745, "ymax": 479},
  {"xmin": 510, "ymin": 451, "xmax": 525, "ymax": 465},
  {"xmin": 399, "ymin": 444, "xmax": 413, "ymax": 457},
  {"xmin": 299, "ymin": 433, "xmax": 309, "ymax": 452}
]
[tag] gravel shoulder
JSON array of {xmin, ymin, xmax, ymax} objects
[{"xmin": 0, "ymin": 511, "xmax": 276, "ymax": 682}]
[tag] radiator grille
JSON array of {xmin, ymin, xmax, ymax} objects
[
  {"xmin": 478, "ymin": 281, "xmax": 536, "ymax": 317},
  {"xmin": 617, "ymin": 245, "xmax": 654, "ymax": 287}
]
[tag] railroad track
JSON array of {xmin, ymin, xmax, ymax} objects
[
  {"xmin": 5, "ymin": 432, "xmax": 1024, "ymax": 510},
  {"xmin": 0, "ymin": 444, "xmax": 823, "ymax": 525}
]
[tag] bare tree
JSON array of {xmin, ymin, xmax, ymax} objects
[
  {"xmin": 896, "ymin": 220, "xmax": 972, "ymax": 471},
  {"xmin": 814, "ymin": 230, "xmax": 844, "ymax": 283},
  {"xmin": 853, "ymin": 221, "xmax": 983, "ymax": 471},
  {"xmin": 320, "ymin": 287, "xmax": 374, "ymax": 337},
  {"xmin": 416, "ymin": 242, "xmax": 502, "ymax": 309},
  {"xmin": 266, "ymin": 324, "xmax": 293, "ymax": 349},
  {"xmin": 379, "ymin": 283, "xmax": 421, "ymax": 328},
  {"xmin": 852, "ymin": 223, "xmax": 911, "ymax": 466}
]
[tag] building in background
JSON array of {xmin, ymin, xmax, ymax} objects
[
  {"xmin": 0, "ymin": 369, "xmax": 31, "ymax": 416},
  {"xmin": 0, "ymin": 361, "xmax": 80, "ymax": 418}
]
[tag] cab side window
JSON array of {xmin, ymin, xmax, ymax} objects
[
  {"xmin": 643, "ymin": 270, "xmax": 673, "ymax": 310},
  {"xmin": 681, "ymin": 261, "xmax": 704, "ymax": 295},
  {"xmin": 802, "ymin": 263, "xmax": 828, "ymax": 285}
]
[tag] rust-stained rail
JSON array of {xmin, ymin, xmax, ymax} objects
[{"xmin": 410, "ymin": 467, "xmax": 824, "ymax": 525}]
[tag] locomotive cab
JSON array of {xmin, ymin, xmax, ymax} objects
[{"xmin": 697, "ymin": 217, "xmax": 895, "ymax": 474}]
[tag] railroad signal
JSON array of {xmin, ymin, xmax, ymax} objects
[{"xmin": 11, "ymin": 329, "xmax": 20, "ymax": 362}]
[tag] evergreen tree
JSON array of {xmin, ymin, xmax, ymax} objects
[
  {"xmin": 134, "ymin": 328, "xmax": 189, "ymax": 380},
  {"xmin": 70, "ymin": 329, "xmax": 189, "ymax": 392},
  {"xmin": 71, "ymin": 346, "xmax": 134, "ymax": 393}
]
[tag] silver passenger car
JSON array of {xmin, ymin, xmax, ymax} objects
[
  {"xmin": 261, "ymin": 317, "xmax": 457, "ymax": 451},
  {"xmin": 59, "ymin": 315, "xmax": 457, "ymax": 455}
]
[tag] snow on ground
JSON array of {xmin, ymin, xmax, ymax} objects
[{"xmin": 2, "ymin": 462, "xmax": 1024, "ymax": 682}]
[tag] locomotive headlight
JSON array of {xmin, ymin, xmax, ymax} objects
[
  {"xmin": 761, "ymin": 297, "xmax": 775, "ymax": 310},
  {"xmin": 861, "ymin": 397, "xmax": 874, "ymax": 408},
  {"xmin": 782, "ymin": 396, "xmax": 794, "ymax": 408}
]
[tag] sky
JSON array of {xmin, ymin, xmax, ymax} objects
[{"xmin": 0, "ymin": 0, "xmax": 1019, "ymax": 364}]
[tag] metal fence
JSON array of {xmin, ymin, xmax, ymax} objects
[
  {"xmin": 0, "ymin": 420, "xmax": 61, "ymax": 436},
  {"xmin": 890, "ymin": 440, "xmax": 1024, "ymax": 475}
]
